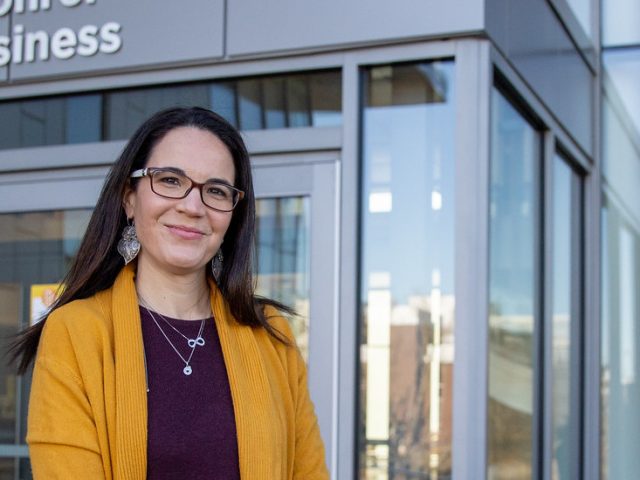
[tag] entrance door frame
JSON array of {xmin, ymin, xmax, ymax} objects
[{"xmin": 252, "ymin": 152, "xmax": 341, "ymax": 474}]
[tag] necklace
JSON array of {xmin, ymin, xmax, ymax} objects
[
  {"xmin": 138, "ymin": 296, "xmax": 207, "ymax": 349},
  {"xmin": 144, "ymin": 307, "xmax": 205, "ymax": 376}
]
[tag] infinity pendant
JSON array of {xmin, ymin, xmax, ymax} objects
[
  {"xmin": 183, "ymin": 366, "xmax": 192, "ymax": 375},
  {"xmin": 187, "ymin": 337, "xmax": 205, "ymax": 348}
]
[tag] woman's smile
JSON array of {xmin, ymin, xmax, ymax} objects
[{"xmin": 165, "ymin": 224, "xmax": 208, "ymax": 240}]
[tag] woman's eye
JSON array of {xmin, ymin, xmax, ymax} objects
[
  {"xmin": 206, "ymin": 185, "xmax": 230, "ymax": 198},
  {"xmin": 158, "ymin": 175, "xmax": 182, "ymax": 186}
]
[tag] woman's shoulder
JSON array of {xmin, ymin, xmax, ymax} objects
[{"xmin": 41, "ymin": 289, "xmax": 115, "ymax": 352}]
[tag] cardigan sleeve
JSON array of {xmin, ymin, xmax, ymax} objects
[
  {"xmin": 266, "ymin": 308, "xmax": 329, "ymax": 479},
  {"xmin": 290, "ymin": 344, "xmax": 330, "ymax": 480},
  {"xmin": 27, "ymin": 314, "xmax": 107, "ymax": 480}
]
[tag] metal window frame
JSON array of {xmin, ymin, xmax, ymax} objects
[{"xmin": 490, "ymin": 40, "xmax": 601, "ymax": 480}]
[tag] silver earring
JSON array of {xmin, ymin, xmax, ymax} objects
[
  {"xmin": 211, "ymin": 249, "xmax": 223, "ymax": 282},
  {"xmin": 117, "ymin": 219, "xmax": 140, "ymax": 265}
]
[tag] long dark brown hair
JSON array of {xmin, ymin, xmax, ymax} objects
[{"xmin": 10, "ymin": 106, "xmax": 289, "ymax": 374}]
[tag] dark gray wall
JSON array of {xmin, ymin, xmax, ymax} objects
[{"xmin": 486, "ymin": 0, "xmax": 594, "ymax": 155}]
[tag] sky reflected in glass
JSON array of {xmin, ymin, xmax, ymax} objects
[{"xmin": 359, "ymin": 60, "xmax": 455, "ymax": 479}]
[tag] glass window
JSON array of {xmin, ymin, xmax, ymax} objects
[
  {"xmin": 601, "ymin": 196, "xmax": 640, "ymax": 479},
  {"xmin": 601, "ymin": 19, "xmax": 640, "ymax": 474},
  {"xmin": 359, "ymin": 60, "xmax": 455, "ymax": 479},
  {"xmin": 0, "ymin": 95, "xmax": 101, "ymax": 150},
  {"xmin": 565, "ymin": 0, "xmax": 591, "ymax": 38},
  {"xmin": 309, "ymin": 71, "xmax": 342, "ymax": 127},
  {"xmin": 104, "ymin": 84, "xmax": 211, "ymax": 140},
  {"xmin": 237, "ymin": 79, "xmax": 264, "ymax": 131},
  {"xmin": 0, "ymin": 70, "xmax": 342, "ymax": 150},
  {"xmin": 603, "ymin": 0, "xmax": 640, "ymax": 47},
  {"xmin": 487, "ymin": 88, "xmax": 541, "ymax": 479},
  {"xmin": 209, "ymin": 82, "xmax": 237, "ymax": 127},
  {"xmin": 255, "ymin": 197, "xmax": 310, "ymax": 360},
  {"xmin": 286, "ymin": 75, "xmax": 312, "ymax": 128},
  {"xmin": 65, "ymin": 95, "xmax": 102, "ymax": 145},
  {"xmin": 0, "ymin": 209, "xmax": 92, "ymax": 478},
  {"xmin": 262, "ymin": 77, "xmax": 287, "ymax": 129},
  {"xmin": 603, "ymin": 49, "xmax": 640, "ymax": 137},
  {"xmin": 215, "ymin": 71, "xmax": 341, "ymax": 131},
  {"xmin": 551, "ymin": 155, "xmax": 583, "ymax": 480}
]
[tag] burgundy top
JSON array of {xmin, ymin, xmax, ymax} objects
[{"xmin": 140, "ymin": 307, "xmax": 240, "ymax": 480}]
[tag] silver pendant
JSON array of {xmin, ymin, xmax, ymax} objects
[
  {"xmin": 187, "ymin": 337, "xmax": 205, "ymax": 348},
  {"xmin": 183, "ymin": 365, "xmax": 192, "ymax": 375}
]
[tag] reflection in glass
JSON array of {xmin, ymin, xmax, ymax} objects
[
  {"xmin": 255, "ymin": 197, "xmax": 310, "ymax": 360},
  {"xmin": 601, "ymin": 195, "xmax": 640, "ymax": 480},
  {"xmin": 286, "ymin": 76, "xmax": 311, "ymax": 128},
  {"xmin": 551, "ymin": 157, "xmax": 582, "ymax": 480},
  {"xmin": 603, "ymin": 0, "xmax": 640, "ymax": 47},
  {"xmin": 237, "ymin": 79, "xmax": 263, "ymax": 131},
  {"xmin": 105, "ymin": 70, "xmax": 341, "ymax": 141},
  {"xmin": 0, "ymin": 95, "xmax": 101, "ymax": 150},
  {"xmin": 0, "ymin": 457, "xmax": 16, "ymax": 480},
  {"xmin": 65, "ymin": 95, "xmax": 102, "ymax": 145},
  {"xmin": 0, "ymin": 210, "xmax": 91, "ymax": 474},
  {"xmin": 359, "ymin": 60, "xmax": 455, "ymax": 479},
  {"xmin": 263, "ymin": 78, "xmax": 287, "ymax": 129},
  {"xmin": 565, "ymin": 0, "xmax": 591, "ymax": 38},
  {"xmin": 0, "ymin": 71, "xmax": 341, "ymax": 149},
  {"xmin": 210, "ymin": 82, "xmax": 237, "ymax": 127},
  {"xmin": 603, "ymin": 49, "xmax": 640, "ymax": 136},
  {"xmin": 488, "ymin": 89, "xmax": 540, "ymax": 479},
  {"xmin": 310, "ymin": 71, "xmax": 343, "ymax": 127},
  {"xmin": 104, "ymin": 84, "xmax": 210, "ymax": 140}
]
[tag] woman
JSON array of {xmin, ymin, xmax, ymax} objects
[{"xmin": 12, "ymin": 107, "xmax": 329, "ymax": 479}]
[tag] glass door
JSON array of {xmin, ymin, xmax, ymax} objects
[{"xmin": 252, "ymin": 157, "xmax": 340, "ymax": 474}]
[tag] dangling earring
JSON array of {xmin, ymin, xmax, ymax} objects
[
  {"xmin": 117, "ymin": 219, "xmax": 140, "ymax": 265},
  {"xmin": 211, "ymin": 249, "xmax": 223, "ymax": 282}
]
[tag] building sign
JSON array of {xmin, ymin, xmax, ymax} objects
[
  {"xmin": 0, "ymin": 0, "xmax": 121, "ymax": 67},
  {"xmin": 0, "ymin": 0, "xmax": 225, "ymax": 83}
]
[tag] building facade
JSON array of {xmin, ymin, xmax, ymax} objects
[{"xmin": 0, "ymin": 0, "xmax": 637, "ymax": 479}]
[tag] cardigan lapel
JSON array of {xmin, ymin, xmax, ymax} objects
[
  {"xmin": 210, "ymin": 283, "xmax": 283, "ymax": 479},
  {"xmin": 112, "ymin": 265, "xmax": 148, "ymax": 480}
]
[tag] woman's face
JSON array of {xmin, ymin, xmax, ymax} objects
[{"xmin": 123, "ymin": 126, "xmax": 236, "ymax": 277}]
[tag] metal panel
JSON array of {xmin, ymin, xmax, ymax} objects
[
  {"xmin": 485, "ymin": 0, "xmax": 594, "ymax": 156},
  {"xmin": 7, "ymin": 0, "xmax": 224, "ymax": 82},
  {"xmin": 0, "ymin": 129, "xmax": 341, "ymax": 173},
  {"xmin": 582, "ymin": 114, "xmax": 601, "ymax": 480},
  {"xmin": 0, "ymin": 13, "xmax": 7, "ymax": 81},
  {"xmin": 0, "ymin": 166, "xmax": 108, "ymax": 212},
  {"xmin": 0, "ymin": 140, "xmax": 124, "ymax": 172},
  {"xmin": 542, "ymin": 132, "xmax": 556, "ymax": 480},
  {"xmin": 336, "ymin": 52, "xmax": 359, "ymax": 480},
  {"xmin": 451, "ymin": 39, "xmax": 491, "ymax": 480},
  {"xmin": 252, "ymin": 159, "xmax": 340, "ymax": 477},
  {"xmin": 227, "ymin": 0, "xmax": 483, "ymax": 57},
  {"xmin": 242, "ymin": 127, "xmax": 341, "ymax": 156}
]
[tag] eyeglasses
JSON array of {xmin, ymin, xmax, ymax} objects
[{"xmin": 130, "ymin": 167, "xmax": 245, "ymax": 212}]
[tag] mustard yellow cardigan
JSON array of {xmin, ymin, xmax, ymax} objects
[{"xmin": 27, "ymin": 264, "xmax": 329, "ymax": 479}]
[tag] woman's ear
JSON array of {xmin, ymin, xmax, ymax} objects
[{"xmin": 122, "ymin": 182, "xmax": 136, "ymax": 219}]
